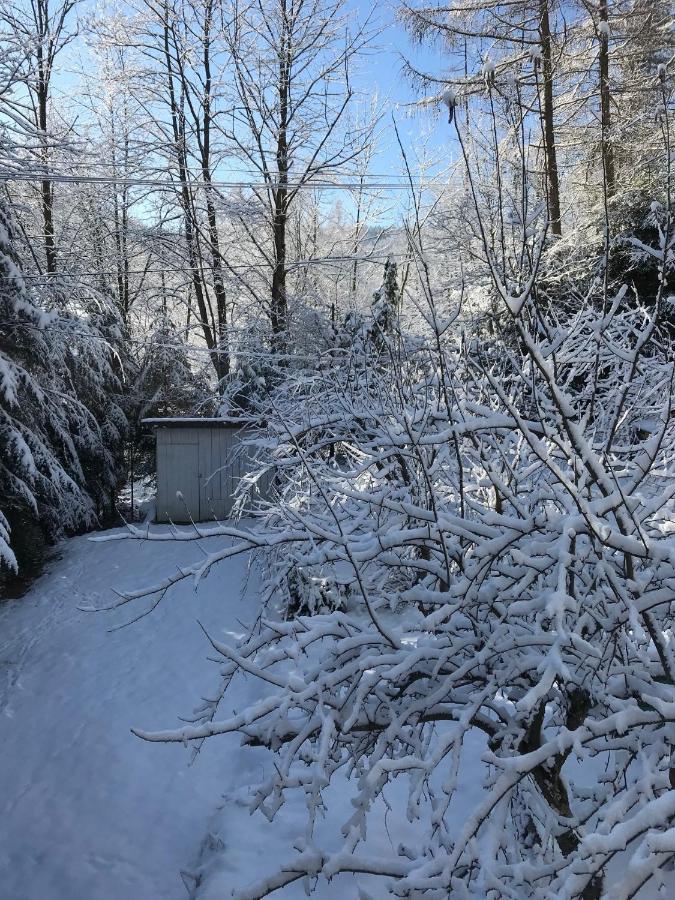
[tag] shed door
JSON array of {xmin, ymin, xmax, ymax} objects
[
  {"xmin": 164, "ymin": 440, "xmax": 200, "ymax": 522},
  {"xmin": 198, "ymin": 428, "xmax": 234, "ymax": 521}
]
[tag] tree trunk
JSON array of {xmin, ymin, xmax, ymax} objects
[
  {"xmin": 200, "ymin": 0, "xmax": 229, "ymax": 381},
  {"xmin": 160, "ymin": 5, "xmax": 218, "ymax": 376},
  {"xmin": 519, "ymin": 695, "xmax": 602, "ymax": 899},
  {"xmin": 598, "ymin": 0, "xmax": 616, "ymax": 198},
  {"xmin": 271, "ymin": 0, "xmax": 290, "ymax": 354},
  {"xmin": 538, "ymin": 0, "xmax": 562, "ymax": 237},
  {"xmin": 36, "ymin": 10, "xmax": 57, "ymax": 275},
  {"xmin": 206, "ymin": 189, "xmax": 229, "ymax": 382},
  {"xmin": 351, "ymin": 175, "xmax": 364, "ymax": 298},
  {"xmin": 112, "ymin": 125, "xmax": 131, "ymax": 321}
]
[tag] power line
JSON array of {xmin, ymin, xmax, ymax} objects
[
  {"xmin": 2, "ymin": 158, "xmax": 439, "ymax": 182},
  {"xmin": 0, "ymin": 253, "xmax": 417, "ymax": 283},
  {"xmin": 0, "ymin": 318, "xmax": 218, "ymax": 353},
  {"xmin": 0, "ymin": 319, "xmax": 379, "ymax": 360},
  {"xmin": 0, "ymin": 169, "xmax": 454, "ymax": 192}
]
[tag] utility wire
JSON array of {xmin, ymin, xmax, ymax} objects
[
  {"xmin": 2, "ymin": 158, "xmax": 438, "ymax": 181},
  {"xmin": 0, "ymin": 318, "xmax": 220, "ymax": 353},
  {"xmin": 0, "ymin": 253, "xmax": 420, "ymax": 283},
  {"xmin": 0, "ymin": 169, "xmax": 454, "ymax": 192},
  {"xmin": 0, "ymin": 319, "xmax": 359, "ymax": 359}
]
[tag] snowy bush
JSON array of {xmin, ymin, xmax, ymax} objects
[
  {"xmin": 112, "ymin": 235, "xmax": 675, "ymax": 897},
  {"xmin": 102, "ymin": 24, "xmax": 675, "ymax": 897}
]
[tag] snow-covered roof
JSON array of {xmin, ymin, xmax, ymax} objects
[{"xmin": 142, "ymin": 417, "xmax": 252, "ymax": 429}]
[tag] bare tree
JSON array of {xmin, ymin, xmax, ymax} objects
[
  {"xmin": 219, "ymin": 0, "xmax": 376, "ymax": 351},
  {"xmin": 101, "ymin": 0, "xmax": 238, "ymax": 382},
  {"xmin": 0, "ymin": 0, "xmax": 79, "ymax": 273}
]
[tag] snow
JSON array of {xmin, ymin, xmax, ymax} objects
[
  {"xmin": 598, "ymin": 20, "xmax": 611, "ymax": 39},
  {"xmin": 441, "ymin": 86, "xmax": 457, "ymax": 124},
  {"xmin": 196, "ymin": 728, "xmax": 488, "ymax": 900},
  {"xmin": 0, "ymin": 524, "xmax": 489, "ymax": 898},
  {"xmin": 0, "ymin": 510, "xmax": 16, "ymax": 572},
  {"xmin": 1, "ymin": 522, "xmax": 672, "ymax": 898},
  {"xmin": 0, "ymin": 525, "xmax": 256, "ymax": 900},
  {"xmin": 441, "ymin": 86, "xmax": 456, "ymax": 109},
  {"xmin": 142, "ymin": 418, "xmax": 250, "ymax": 428}
]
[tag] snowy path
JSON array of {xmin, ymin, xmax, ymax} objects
[
  {"xmin": 6, "ymin": 527, "xmax": 652, "ymax": 899},
  {"xmin": 0, "ymin": 527, "xmax": 483, "ymax": 900},
  {"xmin": 0, "ymin": 527, "xmax": 255, "ymax": 900}
]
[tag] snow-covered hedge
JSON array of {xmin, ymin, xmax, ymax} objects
[{"xmin": 109, "ymin": 255, "xmax": 675, "ymax": 896}]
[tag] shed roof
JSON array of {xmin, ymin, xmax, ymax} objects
[{"xmin": 142, "ymin": 417, "xmax": 252, "ymax": 429}]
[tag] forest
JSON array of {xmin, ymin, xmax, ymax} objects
[{"xmin": 1, "ymin": 0, "xmax": 675, "ymax": 897}]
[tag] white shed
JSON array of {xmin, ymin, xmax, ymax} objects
[{"xmin": 144, "ymin": 418, "xmax": 267, "ymax": 523}]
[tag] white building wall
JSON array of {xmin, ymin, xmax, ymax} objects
[{"xmin": 154, "ymin": 425, "xmax": 267, "ymax": 524}]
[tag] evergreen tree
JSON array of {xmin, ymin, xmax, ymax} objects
[
  {"xmin": 132, "ymin": 316, "xmax": 208, "ymax": 472},
  {"xmin": 45, "ymin": 291, "xmax": 130, "ymax": 520},
  {"xmin": 0, "ymin": 196, "xmax": 130, "ymax": 573},
  {"xmin": 135, "ymin": 315, "xmax": 207, "ymax": 422},
  {"xmin": 0, "ymin": 196, "xmax": 93, "ymax": 565}
]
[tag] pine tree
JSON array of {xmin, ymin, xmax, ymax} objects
[
  {"xmin": 0, "ymin": 196, "xmax": 93, "ymax": 567},
  {"xmin": 371, "ymin": 258, "xmax": 401, "ymax": 340},
  {"xmin": 132, "ymin": 316, "xmax": 208, "ymax": 472},
  {"xmin": 45, "ymin": 291, "xmax": 131, "ymax": 520},
  {"xmin": 0, "ymin": 195, "xmax": 132, "ymax": 574},
  {"xmin": 135, "ymin": 316, "xmax": 207, "ymax": 422}
]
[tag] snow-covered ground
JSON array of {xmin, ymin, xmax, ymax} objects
[
  {"xmin": 1, "ymin": 525, "xmax": 478, "ymax": 899},
  {"xmin": 3, "ymin": 526, "xmax": 661, "ymax": 899},
  {"xmin": 0, "ymin": 526, "xmax": 258, "ymax": 900}
]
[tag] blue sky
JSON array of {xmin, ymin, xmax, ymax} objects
[
  {"xmin": 49, "ymin": 0, "xmax": 455, "ymax": 223},
  {"xmin": 347, "ymin": 0, "xmax": 457, "ymax": 185}
]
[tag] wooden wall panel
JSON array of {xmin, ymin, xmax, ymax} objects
[{"xmin": 153, "ymin": 425, "xmax": 270, "ymax": 523}]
